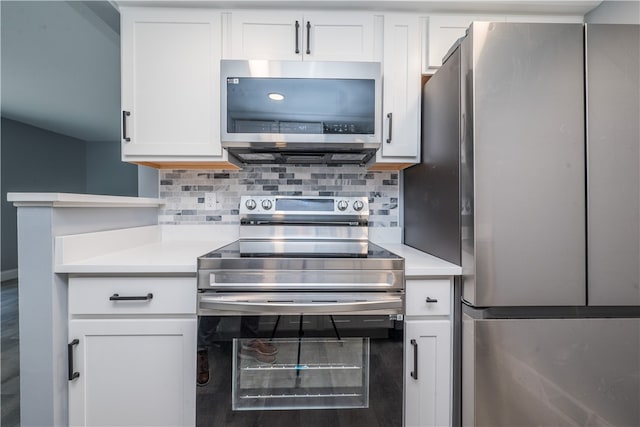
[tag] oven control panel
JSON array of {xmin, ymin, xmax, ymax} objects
[{"xmin": 240, "ymin": 195, "xmax": 369, "ymax": 216}]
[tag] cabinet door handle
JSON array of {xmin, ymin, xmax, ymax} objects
[
  {"xmin": 386, "ymin": 112, "xmax": 393, "ymax": 144},
  {"xmin": 426, "ymin": 297, "xmax": 438, "ymax": 303},
  {"xmin": 306, "ymin": 21, "xmax": 311, "ymax": 55},
  {"xmin": 68, "ymin": 339, "xmax": 80, "ymax": 381},
  {"xmin": 410, "ymin": 338, "xmax": 418, "ymax": 380},
  {"xmin": 122, "ymin": 110, "xmax": 131, "ymax": 142},
  {"xmin": 109, "ymin": 293, "xmax": 153, "ymax": 301},
  {"xmin": 295, "ymin": 21, "xmax": 300, "ymax": 54}
]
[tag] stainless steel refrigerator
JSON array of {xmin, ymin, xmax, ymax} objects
[{"xmin": 404, "ymin": 22, "xmax": 640, "ymax": 426}]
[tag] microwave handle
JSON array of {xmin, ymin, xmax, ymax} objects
[{"xmin": 295, "ymin": 21, "xmax": 300, "ymax": 54}]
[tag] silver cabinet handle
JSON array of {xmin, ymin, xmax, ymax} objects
[
  {"xmin": 306, "ymin": 21, "xmax": 311, "ymax": 54},
  {"xmin": 295, "ymin": 21, "xmax": 300, "ymax": 54},
  {"xmin": 386, "ymin": 112, "xmax": 393, "ymax": 144},
  {"xmin": 426, "ymin": 297, "xmax": 438, "ymax": 303}
]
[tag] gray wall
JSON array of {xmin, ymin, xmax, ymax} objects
[
  {"xmin": 585, "ymin": 0, "xmax": 640, "ymax": 24},
  {"xmin": 86, "ymin": 141, "xmax": 137, "ymax": 197},
  {"xmin": 1, "ymin": 118, "xmax": 138, "ymax": 272},
  {"xmin": 1, "ymin": 118, "xmax": 86, "ymax": 271}
]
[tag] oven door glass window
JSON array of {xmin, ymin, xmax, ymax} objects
[{"xmin": 233, "ymin": 336, "xmax": 369, "ymax": 410}]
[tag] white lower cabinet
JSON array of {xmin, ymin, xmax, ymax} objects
[
  {"xmin": 404, "ymin": 320, "xmax": 451, "ymax": 427},
  {"xmin": 67, "ymin": 277, "xmax": 197, "ymax": 427},
  {"xmin": 404, "ymin": 278, "xmax": 453, "ymax": 427}
]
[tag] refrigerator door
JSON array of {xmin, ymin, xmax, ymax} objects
[
  {"xmin": 586, "ymin": 24, "xmax": 640, "ymax": 306},
  {"xmin": 404, "ymin": 46, "xmax": 461, "ymax": 265},
  {"xmin": 462, "ymin": 23, "xmax": 586, "ymax": 307},
  {"xmin": 462, "ymin": 312, "xmax": 640, "ymax": 426}
]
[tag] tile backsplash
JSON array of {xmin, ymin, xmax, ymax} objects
[{"xmin": 158, "ymin": 164, "xmax": 399, "ymax": 227}]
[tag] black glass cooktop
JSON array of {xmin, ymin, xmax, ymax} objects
[{"xmin": 199, "ymin": 240, "xmax": 402, "ymax": 260}]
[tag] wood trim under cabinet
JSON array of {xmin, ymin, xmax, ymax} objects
[
  {"xmin": 132, "ymin": 161, "xmax": 242, "ymax": 170},
  {"xmin": 368, "ymin": 162, "xmax": 415, "ymax": 171}
]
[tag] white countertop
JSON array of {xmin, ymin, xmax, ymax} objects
[
  {"xmin": 55, "ymin": 225, "xmax": 461, "ymax": 277},
  {"xmin": 7, "ymin": 192, "xmax": 163, "ymax": 207}
]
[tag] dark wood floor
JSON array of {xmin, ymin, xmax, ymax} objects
[{"xmin": 1, "ymin": 279, "xmax": 20, "ymax": 427}]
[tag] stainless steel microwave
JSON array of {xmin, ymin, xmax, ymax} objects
[{"xmin": 220, "ymin": 59, "xmax": 382, "ymax": 165}]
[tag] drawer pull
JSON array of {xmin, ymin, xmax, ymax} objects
[
  {"xmin": 110, "ymin": 293, "xmax": 153, "ymax": 301},
  {"xmin": 68, "ymin": 339, "xmax": 80, "ymax": 381},
  {"xmin": 426, "ymin": 297, "xmax": 438, "ymax": 303},
  {"xmin": 410, "ymin": 339, "xmax": 418, "ymax": 380}
]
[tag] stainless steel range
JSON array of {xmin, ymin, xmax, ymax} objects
[{"xmin": 196, "ymin": 196, "xmax": 404, "ymax": 427}]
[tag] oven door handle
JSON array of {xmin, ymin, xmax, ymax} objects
[{"xmin": 198, "ymin": 295, "xmax": 403, "ymax": 314}]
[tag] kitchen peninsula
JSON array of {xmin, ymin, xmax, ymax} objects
[{"xmin": 9, "ymin": 192, "xmax": 461, "ymax": 427}]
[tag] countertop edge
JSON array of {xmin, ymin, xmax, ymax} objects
[{"xmin": 8, "ymin": 192, "xmax": 164, "ymax": 207}]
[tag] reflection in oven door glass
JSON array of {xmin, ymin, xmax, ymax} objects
[{"xmin": 232, "ymin": 338, "xmax": 369, "ymax": 411}]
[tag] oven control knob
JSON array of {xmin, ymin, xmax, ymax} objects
[
  {"xmin": 337, "ymin": 200, "xmax": 349, "ymax": 211},
  {"xmin": 261, "ymin": 199, "xmax": 273, "ymax": 210},
  {"xmin": 245, "ymin": 199, "xmax": 257, "ymax": 210},
  {"xmin": 353, "ymin": 200, "xmax": 364, "ymax": 211}
]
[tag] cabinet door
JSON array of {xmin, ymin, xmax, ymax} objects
[
  {"xmin": 303, "ymin": 12, "xmax": 377, "ymax": 61},
  {"xmin": 228, "ymin": 11, "xmax": 377, "ymax": 62},
  {"xmin": 68, "ymin": 318, "xmax": 196, "ymax": 427},
  {"xmin": 229, "ymin": 11, "xmax": 303, "ymax": 60},
  {"xmin": 405, "ymin": 320, "xmax": 451, "ymax": 427},
  {"xmin": 121, "ymin": 8, "xmax": 222, "ymax": 158},
  {"xmin": 377, "ymin": 14, "xmax": 421, "ymax": 162}
]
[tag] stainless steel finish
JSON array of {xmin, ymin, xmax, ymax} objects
[
  {"xmin": 198, "ymin": 292, "xmax": 404, "ymax": 315},
  {"xmin": 239, "ymin": 225, "xmax": 368, "ymax": 241},
  {"xmin": 462, "ymin": 22, "xmax": 585, "ymax": 307},
  {"xmin": 198, "ymin": 257, "xmax": 403, "ymax": 276},
  {"xmin": 586, "ymin": 24, "xmax": 640, "ymax": 306},
  {"xmin": 463, "ymin": 313, "xmax": 640, "ymax": 426},
  {"xmin": 201, "ymin": 270, "xmax": 402, "ymax": 291},
  {"xmin": 239, "ymin": 195, "xmax": 369, "ymax": 218},
  {"xmin": 220, "ymin": 59, "xmax": 382, "ymax": 146}
]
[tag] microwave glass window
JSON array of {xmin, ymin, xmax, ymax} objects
[{"xmin": 226, "ymin": 78, "xmax": 375, "ymax": 135}]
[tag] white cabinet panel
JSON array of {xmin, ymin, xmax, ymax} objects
[
  {"xmin": 68, "ymin": 277, "xmax": 196, "ymax": 316},
  {"xmin": 121, "ymin": 8, "xmax": 227, "ymax": 162},
  {"xmin": 404, "ymin": 320, "xmax": 452, "ymax": 427},
  {"xmin": 229, "ymin": 11, "xmax": 302, "ymax": 60},
  {"xmin": 372, "ymin": 14, "xmax": 422, "ymax": 167},
  {"xmin": 68, "ymin": 318, "xmax": 196, "ymax": 427},
  {"xmin": 406, "ymin": 279, "xmax": 452, "ymax": 317},
  {"xmin": 228, "ymin": 11, "xmax": 377, "ymax": 61}
]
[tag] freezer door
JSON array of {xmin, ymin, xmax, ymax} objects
[
  {"xmin": 586, "ymin": 24, "xmax": 640, "ymax": 306},
  {"xmin": 462, "ymin": 23, "xmax": 586, "ymax": 306},
  {"xmin": 462, "ymin": 314, "xmax": 640, "ymax": 426}
]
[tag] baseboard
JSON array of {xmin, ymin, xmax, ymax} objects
[{"xmin": 1, "ymin": 269, "xmax": 18, "ymax": 282}]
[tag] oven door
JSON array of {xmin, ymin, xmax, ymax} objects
[{"xmin": 196, "ymin": 301, "xmax": 403, "ymax": 426}]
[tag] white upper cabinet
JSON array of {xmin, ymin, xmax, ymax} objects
[
  {"xmin": 374, "ymin": 14, "xmax": 422, "ymax": 165},
  {"xmin": 121, "ymin": 7, "xmax": 234, "ymax": 166},
  {"xmin": 227, "ymin": 11, "xmax": 378, "ymax": 61}
]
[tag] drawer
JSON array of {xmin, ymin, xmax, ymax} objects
[
  {"xmin": 69, "ymin": 277, "xmax": 196, "ymax": 315},
  {"xmin": 405, "ymin": 279, "xmax": 451, "ymax": 316}
]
